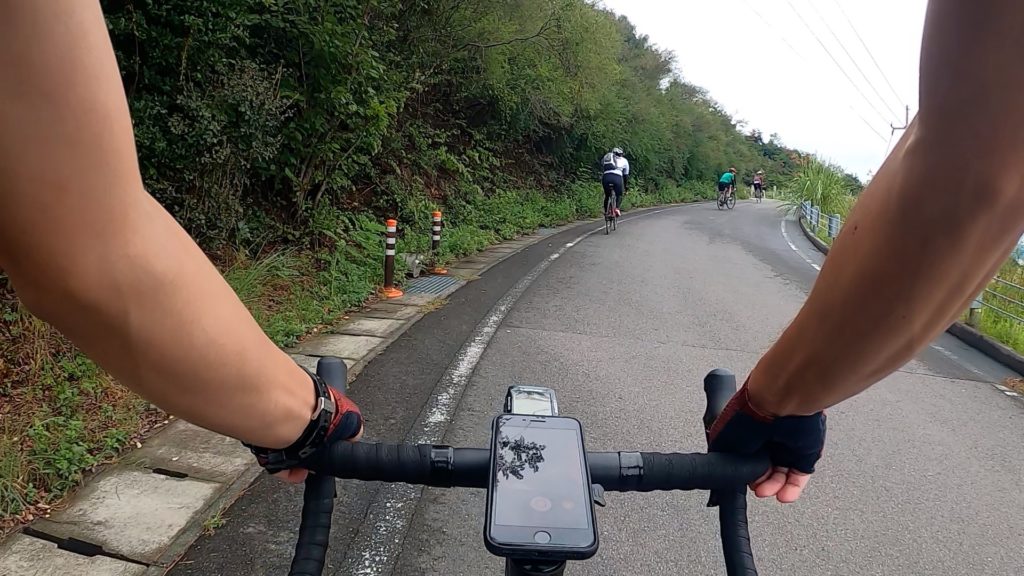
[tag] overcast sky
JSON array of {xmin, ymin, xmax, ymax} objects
[{"xmin": 599, "ymin": 0, "xmax": 928, "ymax": 178}]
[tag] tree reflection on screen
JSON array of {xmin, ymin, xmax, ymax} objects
[{"xmin": 495, "ymin": 420, "xmax": 547, "ymax": 481}]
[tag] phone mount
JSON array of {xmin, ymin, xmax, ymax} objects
[
  {"xmin": 501, "ymin": 387, "xmax": 566, "ymax": 576},
  {"xmin": 505, "ymin": 561, "xmax": 566, "ymax": 576},
  {"xmin": 501, "ymin": 387, "xmax": 593, "ymax": 576}
]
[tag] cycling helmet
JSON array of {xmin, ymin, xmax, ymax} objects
[
  {"xmin": 730, "ymin": 167, "xmax": 737, "ymax": 173},
  {"xmin": 612, "ymin": 147, "xmax": 624, "ymax": 156}
]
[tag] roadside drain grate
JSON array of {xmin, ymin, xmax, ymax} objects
[
  {"xmin": 21, "ymin": 527, "xmax": 149, "ymax": 566},
  {"xmin": 404, "ymin": 275, "xmax": 461, "ymax": 295},
  {"xmin": 151, "ymin": 467, "xmax": 189, "ymax": 479}
]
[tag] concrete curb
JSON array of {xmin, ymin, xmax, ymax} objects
[
  {"xmin": 140, "ymin": 463, "xmax": 263, "ymax": 576},
  {"xmin": 946, "ymin": 323, "xmax": 1024, "ymax": 377},
  {"xmin": 796, "ymin": 214, "xmax": 1024, "ymax": 378},
  {"xmin": 797, "ymin": 214, "xmax": 831, "ymax": 255},
  {"xmin": 0, "ymin": 212, "xmax": 621, "ymax": 576}
]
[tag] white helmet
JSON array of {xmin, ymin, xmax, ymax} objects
[{"xmin": 612, "ymin": 147, "xmax": 624, "ymax": 156}]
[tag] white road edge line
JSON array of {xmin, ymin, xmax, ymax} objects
[
  {"xmin": 780, "ymin": 218, "xmax": 821, "ymax": 271},
  {"xmin": 341, "ymin": 206, "xmax": 680, "ymax": 575}
]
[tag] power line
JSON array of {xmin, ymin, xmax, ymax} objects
[
  {"xmin": 853, "ymin": 109, "xmax": 889, "ymax": 142},
  {"xmin": 784, "ymin": 0, "xmax": 895, "ymax": 127},
  {"xmin": 741, "ymin": 0, "xmax": 887, "ymax": 143},
  {"xmin": 741, "ymin": 0, "xmax": 805, "ymax": 63},
  {"xmin": 807, "ymin": 1, "xmax": 902, "ymax": 119},
  {"xmin": 830, "ymin": 0, "xmax": 906, "ymax": 109}
]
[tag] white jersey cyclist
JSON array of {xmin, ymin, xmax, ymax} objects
[{"xmin": 600, "ymin": 148, "xmax": 630, "ymax": 216}]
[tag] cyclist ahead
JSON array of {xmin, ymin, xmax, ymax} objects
[
  {"xmin": 718, "ymin": 167, "xmax": 737, "ymax": 202},
  {"xmin": 753, "ymin": 170, "xmax": 765, "ymax": 198},
  {"xmin": 600, "ymin": 147, "xmax": 630, "ymax": 217}
]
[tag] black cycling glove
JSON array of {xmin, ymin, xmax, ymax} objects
[
  {"xmin": 245, "ymin": 367, "xmax": 363, "ymax": 474},
  {"xmin": 708, "ymin": 382, "xmax": 825, "ymax": 474}
]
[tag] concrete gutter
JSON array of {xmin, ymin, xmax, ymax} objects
[
  {"xmin": 796, "ymin": 215, "xmax": 1024, "ymax": 377},
  {"xmin": 0, "ymin": 214, "xmax": 607, "ymax": 576},
  {"xmin": 796, "ymin": 214, "xmax": 832, "ymax": 256}
]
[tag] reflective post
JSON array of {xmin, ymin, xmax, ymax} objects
[
  {"xmin": 382, "ymin": 219, "xmax": 403, "ymax": 299},
  {"xmin": 967, "ymin": 292, "xmax": 984, "ymax": 327},
  {"xmin": 430, "ymin": 211, "xmax": 447, "ymax": 275}
]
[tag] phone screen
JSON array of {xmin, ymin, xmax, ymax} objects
[{"xmin": 491, "ymin": 418, "xmax": 589, "ymax": 530}]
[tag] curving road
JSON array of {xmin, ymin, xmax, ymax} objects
[{"xmin": 173, "ymin": 200, "xmax": 1024, "ymax": 576}]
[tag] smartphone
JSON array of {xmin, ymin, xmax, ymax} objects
[{"xmin": 484, "ymin": 414, "xmax": 598, "ymax": 561}]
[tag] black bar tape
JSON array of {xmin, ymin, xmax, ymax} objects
[
  {"xmin": 305, "ymin": 442, "xmax": 435, "ymax": 484},
  {"xmin": 289, "ymin": 473, "xmax": 337, "ymax": 576},
  {"xmin": 304, "ymin": 445, "xmax": 765, "ymax": 491},
  {"xmin": 632, "ymin": 452, "xmax": 767, "ymax": 492},
  {"xmin": 703, "ymin": 369, "xmax": 738, "ymax": 432},
  {"xmin": 718, "ymin": 490, "xmax": 759, "ymax": 576}
]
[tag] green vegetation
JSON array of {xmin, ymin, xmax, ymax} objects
[
  {"xmin": 0, "ymin": 298, "xmax": 159, "ymax": 526},
  {"xmin": 3, "ymin": 0, "xmax": 821, "ymax": 524},
  {"xmin": 202, "ymin": 510, "xmax": 228, "ymax": 536},
  {"xmin": 782, "ymin": 158, "xmax": 859, "ymax": 246},
  {"xmin": 971, "ymin": 261, "xmax": 1024, "ymax": 355}
]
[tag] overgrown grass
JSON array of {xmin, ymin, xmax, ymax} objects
[
  {"xmin": 0, "ymin": 290, "xmax": 161, "ymax": 527},
  {"xmin": 782, "ymin": 159, "xmax": 855, "ymax": 218},
  {"xmin": 779, "ymin": 159, "xmax": 855, "ymax": 247},
  {"xmin": 394, "ymin": 179, "xmax": 713, "ymax": 267},
  {"xmin": 969, "ymin": 260, "xmax": 1024, "ymax": 354}
]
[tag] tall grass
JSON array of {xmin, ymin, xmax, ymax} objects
[
  {"xmin": 782, "ymin": 159, "xmax": 855, "ymax": 219},
  {"xmin": 972, "ymin": 260, "xmax": 1024, "ymax": 354},
  {"xmin": 780, "ymin": 159, "xmax": 856, "ymax": 246}
]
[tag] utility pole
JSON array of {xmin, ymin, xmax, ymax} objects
[
  {"xmin": 884, "ymin": 105, "xmax": 910, "ymax": 156},
  {"xmin": 890, "ymin": 105, "xmax": 910, "ymax": 133}
]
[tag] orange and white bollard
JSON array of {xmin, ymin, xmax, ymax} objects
[
  {"xmin": 430, "ymin": 211, "xmax": 447, "ymax": 275},
  {"xmin": 381, "ymin": 218, "xmax": 404, "ymax": 299}
]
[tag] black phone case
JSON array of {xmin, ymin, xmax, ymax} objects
[{"xmin": 483, "ymin": 415, "xmax": 599, "ymax": 562}]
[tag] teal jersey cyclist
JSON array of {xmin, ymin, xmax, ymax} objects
[
  {"xmin": 717, "ymin": 168, "xmax": 737, "ymax": 203},
  {"xmin": 718, "ymin": 169, "xmax": 736, "ymax": 190}
]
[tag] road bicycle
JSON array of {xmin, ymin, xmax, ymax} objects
[
  {"xmin": 717, "ymin": 187, "xmax": 737, "ymax": 210},
  {"xmin": 604, "ymin": 184, "xmax": 619, "ymax": 234},
  {"xmin": 286, "ymin": 357, "xmax": 766, "ymax": 575}
]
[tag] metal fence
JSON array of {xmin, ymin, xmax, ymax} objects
[
  {"xmin": 799, "ymin": 201, "xmax": 844, "ymax": 243},
  {"xmin": 798, "ymin": 201, "xmax": 1024, "ymax": 337}
]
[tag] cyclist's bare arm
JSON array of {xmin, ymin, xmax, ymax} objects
[
  {"xmin": 749, "ymin": 0, "xmax": 1024, "ymax": 416},
  {"xmin": 0, "ymin": 1, "xmax": 314, "ymax": 449}
]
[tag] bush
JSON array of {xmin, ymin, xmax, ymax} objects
[{"xmin": 782, "ymin": 159, "xmax": 855, "ymax": 219}]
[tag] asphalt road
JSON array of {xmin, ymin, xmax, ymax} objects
[{"xmin": 173, "ymin": 200, "xmax": 1024, "ymax": 575}]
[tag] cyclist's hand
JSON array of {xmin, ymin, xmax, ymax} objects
[
  {"xmin": 253, "ymin": 383, "xmax": 364, "ymax": 484},
  {"xmin": 708, "ymin": 382, "xmax": 825, "ymax": 503}
]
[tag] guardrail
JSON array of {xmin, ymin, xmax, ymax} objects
[
  {"xmin": 798, "ymin": 201, "xmax": 1024, "ymax": 344},
  {"xmin": 799, "ymin": 201, "xmax": 844, "ymax": 244}
]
